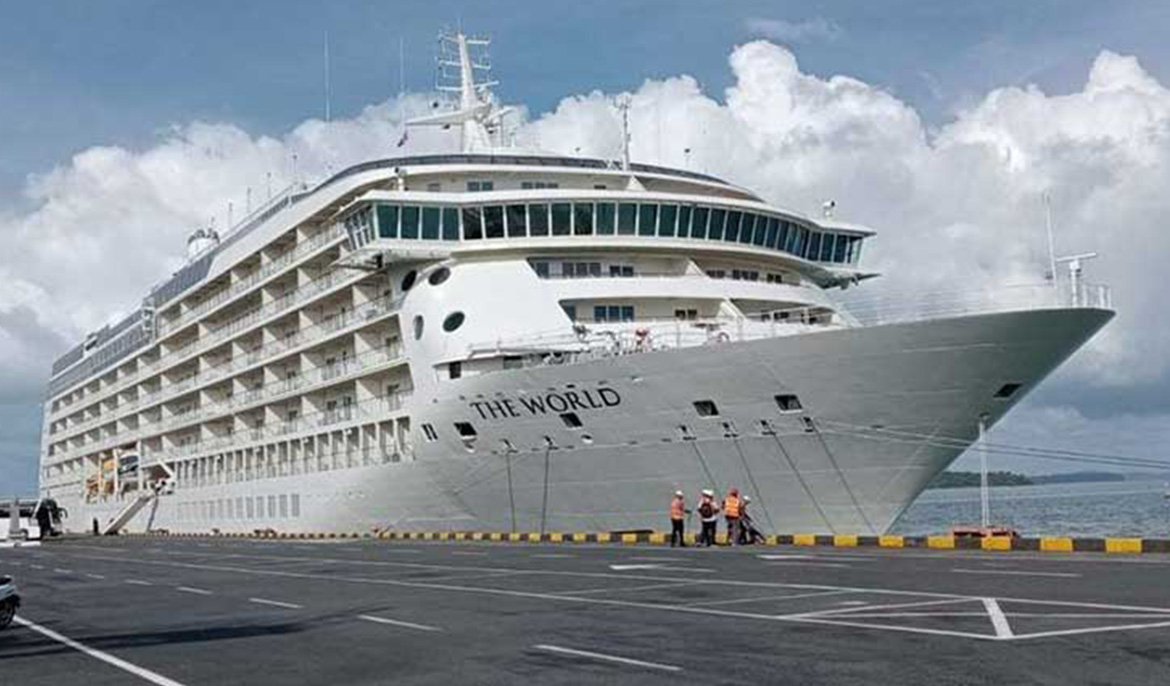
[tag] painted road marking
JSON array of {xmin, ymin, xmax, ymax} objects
[
  {"xmin": 451, "ymin": 551, "xmax": 488, "ymax": 556},
  {"xmin": 983, "ymin": 598, "xmax": 1015, "ymax": 639},
  {"xmin": 15, "ymin": 617, "xmax": 188, "ymax": 686},
  {"xmin": 86, "ymin": 573, "xmax": 106, "ymax": 580},
  {"xmin": 53, "ymin": 568, "xmax": 73, "ymax": 574},
  {"xmin": 125, "ymin": 579, "xmax": 153, "ymax": 586},
  {"xmin": 609, "ymin": 563, "xmax": 715, "ymax": 573},
  {"xmin": 533, "ymin": 644, "xmax": 682, "ymax": 672},
  {"xmin": 357, "ymin": 614, "xmax": 441, "ymax": 632},
  {"xmin": 30, "ymin": 564, "xmax": 44, "ymax": 570},
  {"xmin": 560, "ymin": 581, "xmax": 702, "ymax": 596},
  {"xmin": 763, "ymin": 561, "xmax": 851, "ymax": 569},
  {"xmin": 176, "ymin": 586, "xmax": 212, "ymax": 595},
  {"xmin": 688, "ymin": 589, "xmax": 853, "ymax": 608},
  {"xmin": 952, "ymin": 568, "xmax": 1081, "ymax": 579},
  {"xmin": 531, "ymin": 553, "xmax": 576, "ymax": 559},
  {"xmin": 249, "ymin": 597, "xmax": 303, "ymax": 609}
]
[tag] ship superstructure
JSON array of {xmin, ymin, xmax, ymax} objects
[{"xmin": 37, "ymin": 33, "xmax": 1113, "ymax": 535}]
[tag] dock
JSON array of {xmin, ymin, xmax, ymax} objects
[{"xmin": 3, "ymin": 536, "xmax": 1170, "ymax": 684}]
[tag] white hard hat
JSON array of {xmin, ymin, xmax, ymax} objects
[
  {"xmin": 744, "ymin": 495, "xmax": 752, "ymax": 503},
  {"xmin": 702, "ymin": 489, "xmax": 714, "ymax": 497},
  {"xmin": 674, "ymin": 490, "xmax": 684, "ymax": 497}
]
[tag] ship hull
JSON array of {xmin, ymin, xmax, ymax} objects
[{"xmin": 62, "ymin": 307, "xmax": 1112, "ymax": 536}]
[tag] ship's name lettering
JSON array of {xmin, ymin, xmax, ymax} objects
[{"xmin": 469, "ymin": 388, "xmax": 621, "ymax": 420}]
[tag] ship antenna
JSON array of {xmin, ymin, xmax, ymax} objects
[
  {"xmin": 324, "ymin": 30, "xmax": 331, "ymax": 122},
  {"xmin": 618, "ymin": 96, "xmax": 632, "ymax": 171},
  {"xmin": 403, "ymin": 29, "xmax": 510, "ymax": 152}
]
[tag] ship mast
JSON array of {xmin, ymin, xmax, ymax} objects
[{"xmin": 405, "ymin": 30, "xmax": 511, "ymax": 152}]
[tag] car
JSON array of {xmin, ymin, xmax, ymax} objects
[{"xmin": 0, "ymin": 575, "xmax": 20, "ymax": 630}]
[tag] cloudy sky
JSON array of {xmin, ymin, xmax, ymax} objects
[{"xmin": 3, "ymin": 1, "xmax": 1170, "ymax": 494}]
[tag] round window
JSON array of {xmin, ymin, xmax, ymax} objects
[
  {"xmin": 443, "ymin": 311, "xmax": 466, "ymax": 333},
  {"xmin": 428, "ymin": 266, "xmax": 451, "ymax": 286},
  {"xmin": 413, "ymin": 315, "xmax": 425, "ymax": 340},
  {"xmin": 401, "ymin": 270, "xmax": 418, "ymax": 292}
]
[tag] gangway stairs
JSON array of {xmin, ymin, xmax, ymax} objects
[{"xmin": 102, "ymin": 491, "xmax": 157, "ymax": 535}]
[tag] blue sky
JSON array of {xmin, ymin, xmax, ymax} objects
[
  {"xmin": 3, "ymin": 1, "xmax": 1170, "ymax": 496},
  {"xmin": 2, "ymin": 1, "xmax": 1168, "ymax": 202}
]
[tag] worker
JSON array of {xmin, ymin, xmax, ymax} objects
[
  {"xmin": 669, "ymin": 491, "xmax": 690, "ymax": 547},
  {"xmin": 740, "ymin": 495, "xmax": 763, "ymax": 544},
  {"xmin": 697, "ymin": 489, "xmax": 720, "ymax": 547},
  {"xmin": 723, "ymin": 488, "xmax": 742, "ymax": 546}
]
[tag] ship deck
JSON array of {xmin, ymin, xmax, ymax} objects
[{"xmin": 4, "ymin": 536, "xmax": 1169, "ymax": 685}]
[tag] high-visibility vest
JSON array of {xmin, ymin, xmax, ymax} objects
[
  {"xmin": 670, "ymin": 498, "xmax": 685, "ymax": 520},
  {"xmin": 724, "ymin": 496, "xmax": 741, "ymax": 518}
]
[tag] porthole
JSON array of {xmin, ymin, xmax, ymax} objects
[
  {"xmin": 401, "ymin": 270, "xmax": 418, "ymax": 292},
  {"xmin": 413, "ymin": 315, "xmax": 425, "ymax": 340},
  {"xmin": 428, "ymin": 266, "xmax": 451, "ymax": 286},
  {"xmin": 443, "ymin": 311, "xmax": 465, "ymax": 333}
]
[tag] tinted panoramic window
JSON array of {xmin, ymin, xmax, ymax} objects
[
  {"xmin": 691, "ymin": 206, "xmax": 709, "ymax": 239},
  {"xmin": 484, "ymin": 205, "xmax": 505, "ymax": 239},
  {"xmin": 574, "ymin": 203, "xmax": 594, "ymax": 235},
  {"xmin": 506, "ymin": 204, "xmax": 527, "ymax": 237},
  {"xmin": 551, "ymin": 202, "xmax": 572, "ymax": 235},
  {"xmin": 765, "ymin": 217, "xmax": 779, "ymax": 248},
  {"xmin": 678, "ymin": 205, "xmax": 693, "ymax": 238},
  {"xmin": 638, "ymin": 204, "xmax": 658, "ymax": 236},
  {"xmin": 597, "ymin": 202, "xmax": 616, "ymax": 235},
  {"xmin": 708, "ymin": 208, "xmax": 726, "ymax": 241},
  {"xmin": 724, "ymin": 211, "xmax": 742, "ymax": 243},
  {"xmin": 377, "ymin": 205, "xmax": 398, "ymax": 239},
  {"xmin": 658, "ymin": 204, "xmax": 678, "ymax": 238},
  {"xmin": 401, "ymin": 206, "xmax": 420, "ymax": 239},
  {"xmin": 618, "ymin": 203, "xmax": 637, "ymax": 235},
  {"xmin": 422, "ymin": 206, "xmax": 440, "ymax": 240},
  {"xmin": 462, "ymin": 207, "xmax": 483, "ymax": 240},
  {"xmin": 442, "ymin": 207, "xmax": 459, "ymax": 240},
  {"xmin": 529, "ymin": 203, "xmax": 549, "ymax": 236}
]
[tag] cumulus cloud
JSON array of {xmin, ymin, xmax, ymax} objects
[
  {"xmin": 745, "ymin": 17, "xmax": 844, "ymax": 44},
  {"xmin": 2, "ymin": 40, "xmax": 1169, "ymax": 488}
]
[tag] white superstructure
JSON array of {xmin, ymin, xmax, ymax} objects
[{"xmin": 37, "ymin": 32, "xmax": 1113, "ymax": 535}]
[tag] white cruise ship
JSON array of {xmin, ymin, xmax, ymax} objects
[{"xmin": 37, "ymin": 32, "xmax": 1113, "ymax": 537}]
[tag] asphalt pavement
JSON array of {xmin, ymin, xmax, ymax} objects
[{"xmin": 3, "ymin": 536, "xmax": 1170, "ymax": 685}]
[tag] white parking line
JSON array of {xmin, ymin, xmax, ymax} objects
[
  {"xmin": 176, "ymin": 586, "xmax": 212, "ymax": 595},
  {"xmin": 984, "ymin": 598, "xmax": 1014, "ymax": 638},
  {"xmin": 53, "ymin": 568, "xmax": 73, "ymax": 574},
  {"xmin": 559, "ymin": 581, "xmax": 702, "ymax": 596},
  {"xmin": 451, "ymin": 551, "xmax": 488, "ymax": 556},
  {"xmin": 952, "ymin": 568, "xmax": 1081, "ymax": 579},
  {"xmin": 357, "ymin": 614, "xmax": 441, "ymax": 632},
  {"xmin": 688, "ymin": 589, "xmax": 853, "ymax": 608},
  {"xmin": 15, "ymin": 617, "xmax": 188, "ymax": 686},
  {"xmin": 249, "ymin": 597, "xmax": 303, "ymax": 609},
  {"xmin": 533, "ymin": 644, "xmax": 682, "ymax": 672},
  {"xmin": 531, "ymin": 553, "xmax": 576, "ymax": 559},
  {"xmin": 125, "ymin": 579, "xmax": 153, "ymax": 586},
  {"xmin": 86, "ymin": 573, "xmax": 106, "ymax": 580}
]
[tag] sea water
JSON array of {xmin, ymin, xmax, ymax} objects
[{"xmin": 891, "ymin": 480, "xmax": 1170, "ymax": 538}]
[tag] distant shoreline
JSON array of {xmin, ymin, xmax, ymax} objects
[{"xmin": 926, "ymin": 470, "xmax": 1127, "ymax": 489}]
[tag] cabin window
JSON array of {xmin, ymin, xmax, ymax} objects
[
  {"xmin": 443, "ymin": 311, "xmax": 465, "ymax": 332},
  {"xmin": 593, "ymin": 305, "xmax": 635, "ymax": 322},
  {"xmin": 573, "ymin": 203, "xmax": 594, "ymax": 235},
  {"xmin": 834, "ymin": 234, "xmax": 849, "ymax": 263},
  {"xmin": 740, "ymin": 213, "xmax": 758, "ymax": 244},
  {"xmin": 658, "ymin": 204, "xmax": 678, "ymax": 237},
  {"xmin": 774, "ymin": 394, "xmax": 803, "ymax": 412},
  {"xmin": 994, "ymin": 383, "xmax": 1022, "ymax": 399},
  {"xmin": 421, "ymin": 206, "xmax": 441, "ymax": 240},
  {"xmin": 442, "ymin": 207, "xmax": 460, "ymax": 240},
  {"xmin": 462, "ymin": 207, "xmax": 483, "ymax": 240},
  {"xmin": 400, "ymin": 206, "xmax": 420, "ymax": 239},
  {"xmin": 561, "ymin": 304, "xmax": 577, "ymax": 321},
  {"xmin": 448, "ymin": 362, "xmax": 462, "ymax": 379},
  {"xmin": 675, "ymin": 309, "xmax": 698, "ymax": 320},
  {"xmin": 638, "ymin": 203, "xmax": 658, "ymax": 236},
  {"xmin": 503, "ymin": 356, "xmax": 523, "ymax": 369},
  {"xmin": 529, "ymin": 203, "xmax": 550, "ymax": 236},
  {"xmin": 533, "ymin": 261, "xmax": 550, "ymax": 278},
  {"xmin": 609, "ymin": 264, "xmax": 634, "ymax": 277},
  {"xmin": 765, "ymin": 217, "xmax": 780, "ymax": 248},
  {"xmin": 484, "ymin": 206, "xmax": 505, "ymax": 238},
  {"xmin": 377, "ymin": 205, "xmax": 399, "ymax": 238},
  {"xmin": 506, "ymin": 204, "xmax": 527, "ymax": 237},
  {"xmin": 551, "ymin": 203, "xmax": 572, "ymax": 235},
  {"xmin": 617, "ymin": 203, "xmax": 637, "ymax": 235},
  {"xmin": 806, "ymin": 231, "xmax": 822, "ymax": 261},
  {"xmin": 467, "ymin": 180, "xmax": 494, "ymax": 192},
  {"xmin": 428, "ymin": 267, "xmax": 451, "ymax": 286},
  {"xmin": 821, "ymin": 233, "xmax": 836, "ymax": 262},
  {"xmin": 693, "ymin": 400, "xmax": 719, "ymax": 417},
  {"xmin": 752, "ymin": 215, "xmax": 769, "ymax": 246},
  {"xmin": 401, "ymin": 270, "xmax": 417, "ymax": 292},
  {"xmin": 596, "ymin": 202, "xmax": 616, "ymax": 235}
]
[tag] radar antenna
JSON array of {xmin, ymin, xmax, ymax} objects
[{"xmin": 405, "ymin": 30, "xmax": 513, "ymax": 152}]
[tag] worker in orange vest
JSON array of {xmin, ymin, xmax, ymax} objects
[
  {"xmin": 669, "ymin": 490, "xmax": 690, "ymax": 547},
  {"xmin": 723, "ymin": 488, "xmax": 742, "ymax": 546}
]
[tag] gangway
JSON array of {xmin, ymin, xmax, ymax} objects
[{"xmin": 101, "ymin": 479, "xmax": 171, "ymax": 535}]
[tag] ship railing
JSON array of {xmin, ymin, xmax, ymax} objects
[{"xmin": 837, "ymin": 281, "xmax": 1112, "ymax": 327}]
